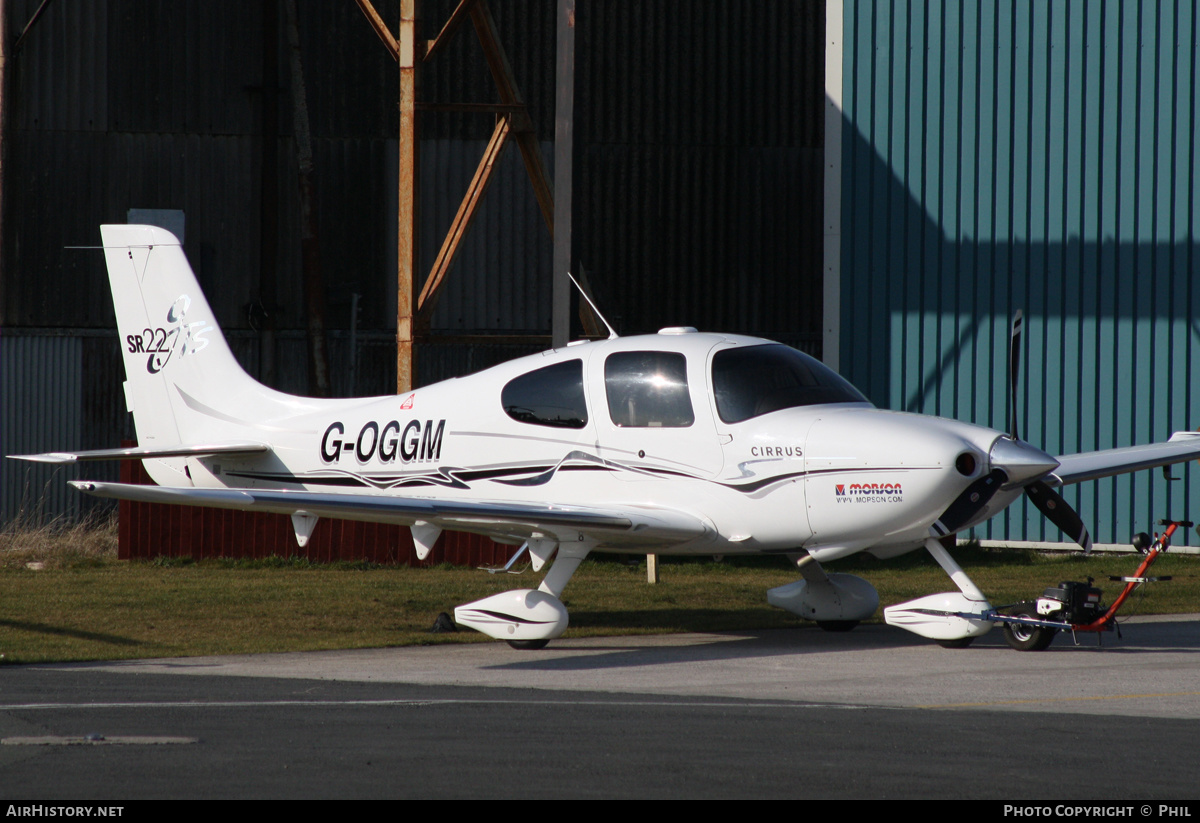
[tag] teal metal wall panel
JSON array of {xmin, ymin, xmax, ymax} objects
[{"xmin": 841, "ymin": 0, "xmax": 1200, "ymax": 546}]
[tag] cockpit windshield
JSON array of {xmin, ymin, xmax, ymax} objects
[{"xmin": 711, "ymin": 344, "xmax": 871, "ymax": 423}]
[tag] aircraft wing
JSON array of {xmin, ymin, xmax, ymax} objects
[
  {"xmin": 1049, "ymin": 431, "xmax": 1200, "ymax": 486},
  {"xmin": 10, "ymin": 442, "xmax": 269, "ymax": 464},
  {"xmin": 69, "ymin": 480, "xmax": 712, "ymax": 550}
]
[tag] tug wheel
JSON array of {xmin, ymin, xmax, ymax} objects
[
  {"xmin": 1003, "ymin": 605, "xmax": 1057, "ymax": 651},
  {"xmin": 816, "ymin": 620, "xmax": 859, "ymax": 632},
  {"xmin": 507, "ymin": 639, "xmax": 550, "ymax": 650}
]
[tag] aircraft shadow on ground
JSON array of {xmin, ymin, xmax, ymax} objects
[
  {"xmin": 0, "ymin": 618, "xmax": 140, "ymax": 647},
  {"xmin": 482, "ymin": 621, "xmax": 922, "ymax": 672},
  {"xmin": 480, "ymin": 616, "xmax": 1200, "ymax": 672}
]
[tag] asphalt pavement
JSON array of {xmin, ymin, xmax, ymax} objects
[{"xmin": 3, "ymin": 615, "xmax": 1199, "ymax": 799}]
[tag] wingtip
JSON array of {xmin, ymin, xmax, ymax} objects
[{"xmin": 7, "ymin": 452, "xmax": 77, "ymax": 464}]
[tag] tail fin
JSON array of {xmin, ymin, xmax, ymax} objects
[{"xmin": 100, "ymin": 224, "xmax": 274, "ymax": 484}]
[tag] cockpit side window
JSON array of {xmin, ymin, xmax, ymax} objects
[
  {"xmin": 604, "ymin": 351, "xmax": 694, "ymax": 428},
  {"xmin": 712, "ymin": 344, "xmax": 870, "ymax": 423},
  {"xmin": 501, "ymin": 359, "xmax": 588, "ymax": 429}
]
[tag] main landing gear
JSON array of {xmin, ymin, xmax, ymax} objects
[{"xmin": 453, "ymin": 537, "xmax": 594, "ymax": 650}]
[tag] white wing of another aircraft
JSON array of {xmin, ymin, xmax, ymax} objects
[
  {"xmin": 1049, "ymin": 432, "xmax": 1200, "ymax": 486},
  {"xmin": 9, "ymin": 224, "xmax": 1200, "ymax": 650}
]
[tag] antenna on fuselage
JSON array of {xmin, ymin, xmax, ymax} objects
[{"xmin": 568, "ymin": 271, "xmax": 618, "ymax": 340}]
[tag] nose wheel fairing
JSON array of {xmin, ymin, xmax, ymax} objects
[
  {"xmin": 883, "ymin": 537, "xmax": 994, "ymax": 642},
  {"xmin": 883, "ymin": 592, "xmax": 994, "ymax": 642},
  {"xmin": 767, "ymin": 573, "xmax": 880, "ymax": 623},
  {"xmin": 767, "ymin": 550, "xmax": 880, "ymax": 624}
]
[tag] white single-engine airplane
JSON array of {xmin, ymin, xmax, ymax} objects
[{"xmin": 12, "ymin": 224, "xmax": 1200, "ymax": 649}]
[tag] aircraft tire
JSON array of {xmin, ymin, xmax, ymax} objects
[
  {"xmin": 816, "ymin": 620, "xmax": 859, "ymax": 632},
  {"xmin": 935, "ymin": 637, "xmax": 974, "ymax": 649},
  {"xmin": 1002, "ymin": 605, "xmax": 1056, "ymax": 651},
  {"xmin": 507, "ymin": 639, "xmax": 550, "ymax": 650}
]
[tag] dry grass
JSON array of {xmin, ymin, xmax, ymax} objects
[{"xmin": 0, "ymin": 511, "xmax": 118, "ymax": 570}]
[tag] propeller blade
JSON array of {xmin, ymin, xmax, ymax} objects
[
  {"xmin": 1025, "ymin": 479, "xmax": 1093, "ymax": 553},
  {"xmin": 931, "ymin": 469, "xmax": 1008, "ymax": 538},
  {"xmin": 1008, "ymin": 310, "xmax": 1023, "ymax": 441},
  {"xmin": 1003, "ymin": 310, "xmax": 1093, "ymax": 553}
]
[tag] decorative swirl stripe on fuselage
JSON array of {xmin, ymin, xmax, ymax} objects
[{"xmin": 223, "ymin": 455, "xmax": 922, "ymax": 495}]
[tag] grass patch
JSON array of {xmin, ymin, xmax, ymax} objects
[
  {"xmin": 1, "ymin": 525, "xmax": 1197, "ymax": 664},
  {"xmin": 0, "ymin": 511, "xmax": 118, "ymax": 570}
]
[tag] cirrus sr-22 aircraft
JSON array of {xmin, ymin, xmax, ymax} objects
[{"xmin": 12, "ymin": 224, "xmax": 1200, "ymax": 649}]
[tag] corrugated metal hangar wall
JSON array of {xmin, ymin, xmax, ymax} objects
[
  {"xmin": 837, "ymin": 0, "xmax": 1200, "ymax": 547},
  {"xmin": 1, "ymin": 0, "xmax": 826, "ymax": 524}
]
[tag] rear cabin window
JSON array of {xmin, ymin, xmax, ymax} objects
[
  {"xmin": 711, "ymin": 344, "xmax": 870, "ymax": 423},
  {"xmin": 501, "ymin": 359, "xmax": 588, "ymax": 429},
  {"xmin": 604, "ymin": 351, "xmax": 694, "ymax": 428}
]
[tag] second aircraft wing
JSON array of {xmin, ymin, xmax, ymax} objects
[{"xmin": 1050, "ymin": 431, "xmax": 1200, "ymax": 486}]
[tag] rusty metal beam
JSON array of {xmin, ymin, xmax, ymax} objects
[
  {"xmin": 552, "ymin": 0, "xmax": 575, "ymax": 347},
  {"xmin": 396, "ymin": 0, "xmax": 420, "ymax": 393},
  {"xmin": 423, "ymin": 0, "xmax": 477, "ymax": 62},
  {"xmin": 354, "ymin": 0, "xmax": 399, "ymax": 62},
  {"xmin": 416, "ymin": 114, "xmax": 511, "ymax": 325},
  {"xmin": 469, "ymin": 2, "xmax": 520, "ymax": 107},
  {"xmin": 0, "ymin": 1, "xmax": 7, "ymax": 300},
  {"xmin": 470, "ymin": 1, "xmax": 554, "ymax": 234},
  {"xmin": 285, "ymin": 0, "xmax": 331, "ymax": 397},
  {"xmin": 356, "ymin": 0, "xmax": 556, "ymax": 390},
  {"xmin": 12, "ymin": 0, "xmax": 55, "ymax": 55},
  {"xmin": 574, "ymin": 267, "xmax": 605, "ymax": 340},
  {"xmin": 514, "ymin": 133, "xmax": 554, "ymax": 236}
]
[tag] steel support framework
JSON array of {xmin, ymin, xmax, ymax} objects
[{"xmin": 357, "ymin": 0, "xmax": 556, "ymax": 393}]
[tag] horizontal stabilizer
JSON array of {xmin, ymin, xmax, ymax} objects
[
  {"xmin": 1050, "ymin": 431, "xmax": 1200, "ymax": 486},
  {"xmin": 68, "ymin": 481, "xmax": 712, "ymax": 549},
  {"xmin": 9, "ymin": 442, "xmax": 270, "ymax": 464}
]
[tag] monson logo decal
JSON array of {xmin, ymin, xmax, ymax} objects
[
  {"xmin": 835, "ymin": 481, "xmax": 903, "ymax": 504},
  {"xmin": 321, "ymin": 419, "xmax": 445, "ymax": 464}
]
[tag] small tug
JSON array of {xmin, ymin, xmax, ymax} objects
[{"xmin": 988, "ymin": 519, "xmax": 1187, "ymax": 651}]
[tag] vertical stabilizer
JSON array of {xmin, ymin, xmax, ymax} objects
[{"xmin": 100, "ymin": 224, "xmax": 262, "ymax": 484}]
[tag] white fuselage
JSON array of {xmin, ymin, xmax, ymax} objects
[{"xmin": 164, "ymin": 329, "xmax": 1014, "ymax": 561}]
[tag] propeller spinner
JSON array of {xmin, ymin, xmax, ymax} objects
[{"xmin": 932, "ymin": 314, "xmax": 1093, "ymax": 552}]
